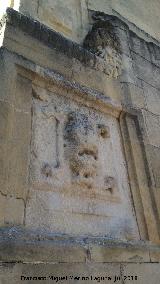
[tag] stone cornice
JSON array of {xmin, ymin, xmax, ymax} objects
[
  {"xmin": 15, "ymin": 54, "xmax": 122, "ymax": 118},
  {"xmin": 0, "ymin": 8, "xmax": 123, "ymax": 78},
  {"xmin": 0, "ymin": 227, "xmax": 160, "ymax": 263},
  {"xmin": 4, "ymin": 8, "xmax": 97, "ymax": 70}
]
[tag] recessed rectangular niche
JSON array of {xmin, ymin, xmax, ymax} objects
[{"xmin": 26, "ymin": 84, "xmax": 139, "ymax": 240}]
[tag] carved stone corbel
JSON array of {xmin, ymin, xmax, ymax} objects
[{"xmin": 83, "ymin": 14, "xmax": 122, "ymax": 78}]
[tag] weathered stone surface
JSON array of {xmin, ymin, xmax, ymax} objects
[
  {"xmin": 115, "ymin": 26, "xmax": 130, "ymax": 57},
  {"xmin": 0, "ymin": 260, "xmax": 160, "ymax": 284},
  {"xmin": 0, "ymin": 72, "xmax": 32, "ymax": 199},
  {"xmin": 83, "ymin": 18, "xmax": 122, "ymax": 78},
  {"xmin": 143, "ymin": 82, "xmax": 160, "ymax": 115},
  {"xmin": 121, "ymin": 263, "xmax": 160, "ymax": 284},
  {"xmin": 71, "ymin": 58, "xmax": 122, "ymax": 101},
  {"xmin": 150, "ymin": 44, "xmax": 160, "ymax": 68},
  {"xmin": 25, "ymin": 85, "xmax": 138, "ymax": 239},
  {"xmin": 0, "ymin": 49, "xmax": 17, "ymax": 104},
  {"xmin": 14, "ymin": 74, "xmax": 32, "ymax": 112},
  {"xmin": 3, "ymin": 0, "xmax": 160, "ymax": 45},
  {"xmin": 0, "ymin": 227, "xmax": 86, "ymax": 263},
  {"xmin": 88, "ymin": 0, "xmax": 112, "ymax": 15},
  {"xmin": 120, "ymin": 53, "xmax": 137, "ymax": 84},
  {"xmin": 0, "ymin": 227, "xmax": 157, "ymax": 264},
  {"xmin": 121, "ymin": 114, "xmax": 160, "ymax": 243},
  {"xmin": 132, "ymin": 51, "xmax": 160, "ymax": 89},
  {"xmin": 0, "ymin": 238, "xmax": 87, "ymax": 263},
  {"xmin": 2, "ymin": 8, "xmax": 123, "ymax": 91},
  {"xmin": 112, "ymin": 0, "xmax": 160, "ymax": 42},
  {"xmin": 150, "ymin": 247, "xmax": 160, "ymax": 263},
  {"xmin": 17, "ymin": 0, "xmax": 39, "ymax": 19},
  {"xmin": 71, "ymin": 60, "xmax": 108, "ymax": 96},
  {"xmin": 0, "ymin": 103, "xmax": 31, "ymax": 198},
  {"xmin": 89, "ymin": 244, "xmax": 150, "ymax": 263},
  {"xmin": 129, "ymin": 31, "xmax": 152, "ymax": 61},
  {"xmin": 121, "ymin": 82, "xmax": 145, "ymax": 110},
  {"xmin": 1, "ymin": 11, "xmax": 160, "ymax": 244},
  {"xmin": 0, "ymin": 101, "xmax": 12, "ymax": 140},
  {"xmin": 145, "ymin": 144, "xmax": 160, "ymax": 188},
  {"xmin": 2, "ymin": 1, "xmax": 89, "ymax": 43},
  {"xmin": 1, "ymin": 3, "xmax": 160, "ymax": 272},
  {"xmin": 0, "ymin": 263, "xmax": 121, "ymax": 284},
  {"xmin": 6, "ymin": 140, "xmax": 30, "ymax": 198},
  {"xmin": 142, "ymin": 110, "xmax": 160, "ymax": 148},
  {"xmin": 37, "ymin": 0, "xmax": 82, "ymax": 41},
  {"xmin": 88, "ymin": 0, "xmax": 160, "ymax": 44},
  {"xmin": 3, "ymin": 8, "xmax": 95, "ymax": 72},
  {"xmin": 0, "ymin": 195, "xmax": 24, "ymax": 226}
]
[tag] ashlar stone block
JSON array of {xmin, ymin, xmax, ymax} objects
[
  {"xmin": 143, "ymin": 110, "xmax": 160, "ymax": 148},
  {"xmin": 0, "ymin": 194, "xmax": 24, "ymax": 226},
  {"xmin": 143, "ymin": 81, "xmax": 160, "ymax": 116}
]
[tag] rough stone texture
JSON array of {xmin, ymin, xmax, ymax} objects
[
  {"xmin": 1, "ymin": 262, "xmax": 160, "ymax": 284},
  {"xmin": 26, "ymin": 86, "xmax": 138, "ymax": 239},
  {"xmin": 83, "ymin": 18, "xmax": 122, "ymax": 78},
  {"xmin": 88, "ymin": 0, "xmax": 160, "ymax": 43},
  {"xmin": 88, "ymin": 0, "xmax": 112, "ymax": 15},
  {"xmin": 0, "ymin": 195, "xmax": 24, "ymax": 226},
  {"xmin": 150, "ymin": 248, "xmax": 160, "ymax": 263},
  {"xmin": 132, "ymin": 51, "xmax": 160, "ymax": 90},
  {"xmin": 3, "ymin": 0, "xmax": 160, "ymax": 45},
  {"xmin": 2, "ymin": 227, "xmax": 159, "ymax": 263},
  {"xmin": 121, "ymin": 82, "xmax": 145, "ymax": 110},
  {"xmin": 0, "ymin": 5, "xmax": 160, "ymax": 283},
  {"xmin": 0, "ymin": 263, "xmax": 122, "ymax": 284},
  {"xmin": 89, "ymin": 244, "xmax": 150, "ymax": 263},
  {"xmin": 36, "ymin": 0, "xmax": 89, "ymax": 42},
  {"xmin": 143, "ymin": 81, "xmax": 160, "ymax": 116},
  {"xmin": 145, "ymin": 145, "xmax": 160, "ymax": 188},
  {"xmin": 122, "ymin": 263, "xmax": 160, "ymax": 284},
  {"xmin": 0, "ymin": 66, "xmax": 32, "ymax": 199},
  {"xmin": 2, "ymin": 8, "xmax": 114, "ymax": 86},
  {"xmin": 112, "ymin": 0, "xmax": 160, "ymax": 42},
  {"xmin": 120, "ymin": 113, "xmax": 160, "ymax": 243},
  {"xmin": 129, "ymin": 31, "xmax": 152, "ymax": 62},
  {"xmin": 142, "ymin": 110, "xmax": 160, "ymax": 148},
  {"xmin": 2, "ymin": 0, "xmax": 89, "ymax": 43},
  {"xmin": 2, "ymin": 0, "xmax": 160, "ymax": 48}
]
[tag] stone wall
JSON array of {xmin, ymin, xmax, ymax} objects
[
  {"xmin": 0, "ymin": 5, "xmax": 160, "ymax": 284},
  {"xmin": 2, "ymin": 0, "xmax": 160, "ymax": 44}
]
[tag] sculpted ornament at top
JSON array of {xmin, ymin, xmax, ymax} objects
[{"xmin": 83, "ymin": 18, "xmax": 122, "ymax": 78}]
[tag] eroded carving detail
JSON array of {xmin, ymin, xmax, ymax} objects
[
  {"xmin": 41, "ymin": 163, "xmax": 53, "ymax": 178},
  {"xmin": 104, "ymin": 176, "xmax": 116, "ymax": 193},
  {"xmin": 64, "ymin": 112, "xmax": 115, "ymax": 191},
  {"xmin": 83, "ymin": 20, "xmax": 122, "ymax": 78},
  {"xmin": 97, "ymin": 124, "xmax": 110, "ymax": 138},
  {"xmin": 64, "ymin": 112, "xmax": 98, "ymax": 188}
]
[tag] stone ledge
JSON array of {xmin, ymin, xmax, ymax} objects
[
  {"xmin": 2, "ymin": 8, "xmax": 97, "ymax": 71},
  {"xmin": 2, "ymin": 48, "xmax": 121, "ymax": 117},
  {"xmin": 22, "ymin": 63, "xmax": 122, "ymax": 117},
  {"xmin": 0, "ymin": 227, "xmax": 160, "ymax": 263}
]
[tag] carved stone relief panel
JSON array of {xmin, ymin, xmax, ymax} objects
[{"xmin": 26, "ymin": 85, "xmax": 139, "ymax": 240}]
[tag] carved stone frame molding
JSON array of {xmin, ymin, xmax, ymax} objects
[{"xmin": 120, "ymin": 111, "xmax": 160, "ymax": 243}]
